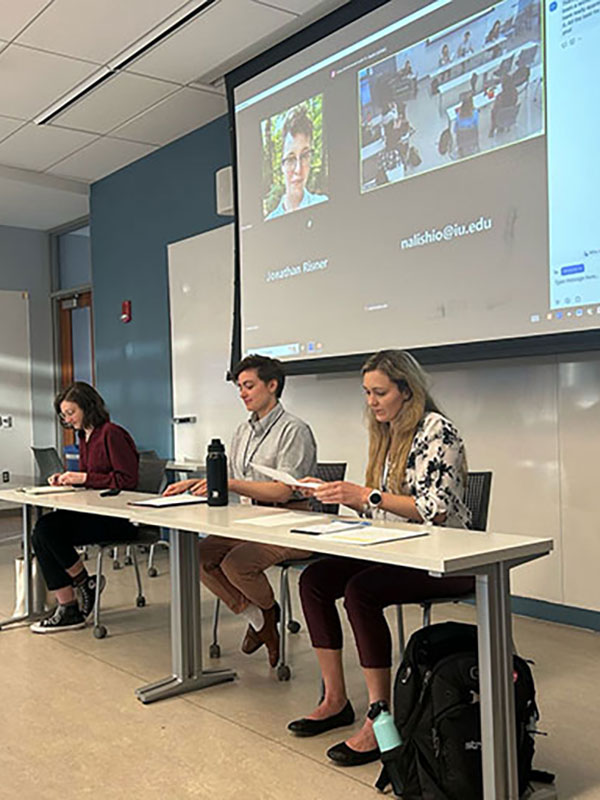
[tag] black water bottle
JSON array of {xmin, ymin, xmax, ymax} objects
[{"xmin": 206, "ymin": 438, "xmax": 228, "ymax": 506}]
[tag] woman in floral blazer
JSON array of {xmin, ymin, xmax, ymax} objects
[{"xmin": 287, "ymin": 350, "xmax": 472, "ymax": 766}]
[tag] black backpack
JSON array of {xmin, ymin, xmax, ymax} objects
[{"xmin": 375, "ymin": 621, "xmax": 552, "ymax": 799}]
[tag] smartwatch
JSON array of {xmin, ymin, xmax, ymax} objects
[{"xmin": 367, "ymin": 489, "xmax": 383, "ymax": 510}]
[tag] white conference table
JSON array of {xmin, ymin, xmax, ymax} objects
[{"xmin": 0, "ymin": 487, "xmax": 553, "ymax": 800}]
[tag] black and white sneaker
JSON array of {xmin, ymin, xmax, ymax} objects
[
  {"xmin": 30, "ymin": 603, "xmax": 85, "ymax": 634},
  {"xmin": 77, "ymin": 574, "xmax": 106, "ymax": 619}
]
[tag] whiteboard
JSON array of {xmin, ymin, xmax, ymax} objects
[{"xmin": 168, "ymin": 224, "xmax": 239, "ymax": 463}]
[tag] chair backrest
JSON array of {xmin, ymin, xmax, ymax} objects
[
  {"xmin": 495, "ymin": 102, "xmax": 520, "ymax": 128},
  {"xmin": 517, "ymin": 43, "xmax": 537, "ymax": 67},
  {"xmin": 31, "ymin": 446, "xmax": 64, "ymax": 483},
  {"xmin": 311, "ymin": 462, "xmax": 347, "ymax": 515},
  {"xmin": 137, "ymin": 454, "xmax": 167, "ymax": 494},
  {"xmin": 465, "ymin": 471, "xmax": 493, "ymax": 531},
  {"xmin": 456, "ymin": 125, "xmax": 479, "ymax": 156},
  {"xmin": 496, "ymin": 53, "xmax": 515, "ymax": 78}
]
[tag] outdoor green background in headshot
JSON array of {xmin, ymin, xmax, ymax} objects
[{"xmin": 261, "ymin": 93, "xmax": 328, "ymax": 218}]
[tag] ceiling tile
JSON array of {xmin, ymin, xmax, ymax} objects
[
  {"xmin": 17, "ymin": 0, "xmax": 190, "ymax": 64},
  {"xmin": 0, "ymin": 115, "xmax": 25, "ymax": 143},
  {"xmin": 0, "ymin": 44, "xmax": 98, "ymax": 119},
  {"xmin": 0, "ymin": 0, "xmax": 53, "ymax": 42},
  {"xmin": 110, "ymin": 87, "xmax": 226, "ymax": 146},
  {"xmin": 0, "ymin": 174, "xmax": 89, "ymax": 229},
  {"xmin": 127, "ymin": 0, "xmax": 294, "ymax": 84},
  {"xmin": 51, "ymin": 72, "xmax": 179, "ymax": 135},
  {"xmin": 0, "ymin": 122, "xmax": 98, "ymax": 171},
  {"xmin": 47, "ymin": 137, "xmax": 156, "ymax": 182}
]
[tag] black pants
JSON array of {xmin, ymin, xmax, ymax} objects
[
  {"xmin": 32, "ymin": 510, "xmax": 138, "ymax": 591},
  {"xmin": 300, "ymin": 557, "xmax": 474, "ymax": 669}
]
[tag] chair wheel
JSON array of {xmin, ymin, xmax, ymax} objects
[
  {"xmin": 209, "ymin": 644, "xmax": 221, "ymax": 659},
  {"xmin": 148, "ymin": 567, "xmax": 158, "ymax": 578},
  {"xmin": 94, "ymin": 625, "xmax": 107, "ymax": 639},
  {"xmin": 277, "ymin": 664, "xmax": 291, "ymax": 681},
  {"xmin": 136, "ymin": 596, "xmax": 146, "ymax": 608},
  {"xmin": 287, "ymin": 621, "xmax": 301, "ymax": 634},
  {"xmin": 124, "ymin": 556, "xmax": 133, "ymax": 566},
  {"xmin": 112, "ymin": 561, "xmax": 121, "ymax": 570}
]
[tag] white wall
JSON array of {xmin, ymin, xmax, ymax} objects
[
  {"xmin": 0, "ymin": 225, "xmax": 54, "ymax": 449},
  {"xmin": 169, "ymin": 228, "xmax": 600, "ymax": 614},
  {"xmin": 0, "ymin": 290, "xmax": 34, "ymax": 486}
]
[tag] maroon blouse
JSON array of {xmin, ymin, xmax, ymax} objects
[{"xmin": 78, "ymin": 421, "xmax": 139, "ymax": 490}]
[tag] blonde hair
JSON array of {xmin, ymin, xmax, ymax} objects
[{"xmin": 363, "ymin": 350, "xmax": 442, "ymax": 495}]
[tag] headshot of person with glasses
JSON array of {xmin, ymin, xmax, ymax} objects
[{"xmin": 265, "ymin": 104, "xmax": 328, "ymax": 220}]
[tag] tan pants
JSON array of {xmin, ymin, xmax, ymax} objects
[{"xmin": 199, "ymin": 536, "xmax": 312, "ymax": 613}]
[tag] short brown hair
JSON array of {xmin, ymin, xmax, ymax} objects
[
  {"xmin": 282, "ymin": 105, "xmax": 313, "ymax": 143},
  {"xmin": 232, "ymin": 355, "xmax": 285, "ymax": 398},
  {"xmin": 54, "ymin": 382, "xmax": 110, "ymax": 429}
]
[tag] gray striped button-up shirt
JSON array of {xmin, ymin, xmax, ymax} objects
[{"xmin": 229, "ymin": 402, "xmax": 317, "ymax": 484}]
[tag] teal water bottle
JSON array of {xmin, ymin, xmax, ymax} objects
[{"xmin": 368, "ymin": 700, "xmax": 402, "ymax": 751}]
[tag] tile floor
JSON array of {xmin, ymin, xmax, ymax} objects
[{"xmin": 0, "ymin": 513, "xmax": 598, "ymax": 799}]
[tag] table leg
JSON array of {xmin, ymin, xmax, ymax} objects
[
  {"xmin": 135, "ymin": 528, "xmax": 236, "ymax": 703},
  {"xmin": 476, "ymin": 561, "xmax": 519, "ymax": 800},
  {"xmin": 0, "ymin": 504, "xmax": 43, "ymax": 629}
]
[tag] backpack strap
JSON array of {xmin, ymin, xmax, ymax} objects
[
  {"xmin": 530, "ymin": 769, "xmax": 556, "ymax": 785},
  {"xmin": 375, "ymin": 748, "xmax": 407, "ymax": 799},
  {"xmin": 375, "ymin": 765, "xmax": 390, "ymax": 793}
]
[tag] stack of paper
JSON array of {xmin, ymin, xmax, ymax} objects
[
  {"xmin": 128, "ymin": 494, "xmax": 207, "ymax": 508},
  {"xmin": 19, "ymin": 486, "xmax": 78, "ymax": 496},
  {"xmin": 320, "ymin": 526, "xmax": 429, "ymax": 546},
  {"xmin": 249, "ymin": 463, "xmax": 322, "ymax": 489}
]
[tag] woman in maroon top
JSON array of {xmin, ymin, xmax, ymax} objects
[{"xmin": 30, "ymin": 382, "xmax": 139, "ymax": 633}]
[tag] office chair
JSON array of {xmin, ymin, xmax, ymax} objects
[
  {"xmin": 112, "ymin": 450, "xmax": 159, "ymax": 570},
  {"xmin": 31, "ymin": 445, "xmax": 92, "ymax": 561},
  {"xmin": 396, "ymin": 471, "xmax": 493, "ymax": 658},
  {"xmin": 494, "ymin": 53, "xmax": 515, "ymax": 80},
  {"xmin": 455, "ymin": 125, "xmax": 480, "ymax": 157},
  {"xmin": 492, "ymin": 103, "xmax": 520, "ymax": 133},
  {"xmin": 91, "ymin": 453, "xmax": 167, "ymax": 639},
  {"xmin": 517, "ymin": 43, "xmax": 538, "ymax": 68},
  {"xmin": 208, "ymin": 462, "xmax": 347, "ymax": 681},
  {"xmin": 31, "ymin": 446, "xmax": 64, "ymax": 484}
]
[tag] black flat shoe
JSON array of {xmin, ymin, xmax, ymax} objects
[
  {"xmin": 326, "ymin": 741, "xmax": 380, "ymax": 767},
  {"xmin": 287, "ymin": 700, "xmax": 355, "ymax": 737}
]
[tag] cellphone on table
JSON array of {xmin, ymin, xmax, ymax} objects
[{"xmin": 100, "ymin": 488, "xmax": 121, "ymax": 497}]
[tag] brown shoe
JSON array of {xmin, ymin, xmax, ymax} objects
[
  {"xmin": 241, "ymin": 624, "xmax": 263, "ymax": 654},
  {"xmin": 257, "ymin": 604, "xmax": 280, "ymax": 668}
]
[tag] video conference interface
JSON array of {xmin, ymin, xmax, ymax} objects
[{"xmin": 234, "ymin": 0, "xmax": 600, "ymax": 361}]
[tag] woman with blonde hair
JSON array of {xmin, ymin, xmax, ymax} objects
[{"xmin": 287, "ymin": 350, "xmax": 472, "ymax": 765}]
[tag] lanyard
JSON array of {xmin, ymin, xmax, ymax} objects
[{"xmin": 242, "ymin": 407, "xmax": 285, "ymax": 474}]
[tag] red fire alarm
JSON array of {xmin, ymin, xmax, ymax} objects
[{"xmin": 121, "ymin": 300, "xmax": 132, "ymax": 323}]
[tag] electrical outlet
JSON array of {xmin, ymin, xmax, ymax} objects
[
  {"xmin": 2, "ymin": 471, "xmax": 9, "ymax": 483},
  {"xmin": 0, "ymin": 416, "xmax": 12, "ymax": 428}
]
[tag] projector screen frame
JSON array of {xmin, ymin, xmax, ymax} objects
[{"xmin": 225, "ymin": 0, "xmax": 600, "ymax": 376}]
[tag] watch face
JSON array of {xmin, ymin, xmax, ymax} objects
[{"xmin": 369, "ymin": 490, "xmax": 383, "ymax": 507}]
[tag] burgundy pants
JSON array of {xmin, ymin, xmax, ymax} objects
[{"xmin": 299, "ymin": 557, "xmax": 474, "ymax": 669}]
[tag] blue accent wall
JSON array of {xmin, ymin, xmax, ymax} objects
[{"xmin": 90, "ymin": 116, "xmax": 232, "ymax": 456}]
